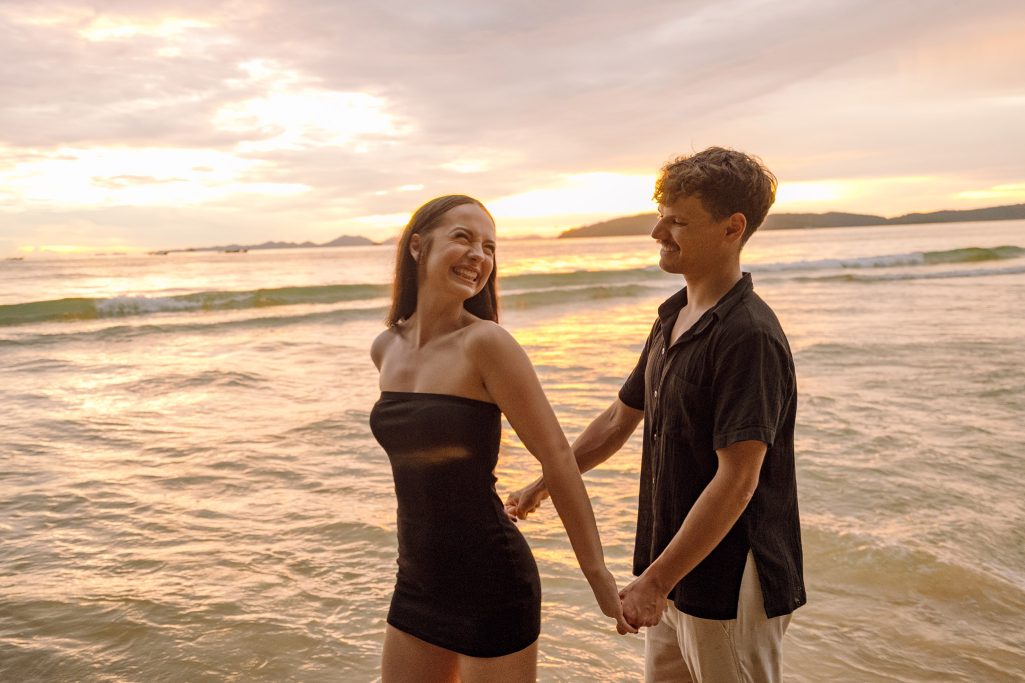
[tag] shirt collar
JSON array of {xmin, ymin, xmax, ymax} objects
[{"xmin": 657, "ymin": 273, "xmax": 754, "ymax": 346}]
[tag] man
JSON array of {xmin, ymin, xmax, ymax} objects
[{"xmin": 507, "ymin": 147, "xmax": 805, "ymax": 682}]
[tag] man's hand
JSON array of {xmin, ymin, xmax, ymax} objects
[
  {"xmin": 619, "ymin": 571, "xmax": 668, "ymax": 629},
  {"xmin": 504, "ymin": 478, "xmax": 549, "ymax": 521},
  {"xmin": 588, "ymin": 568, "xmax": 639, "ymax": 635}
]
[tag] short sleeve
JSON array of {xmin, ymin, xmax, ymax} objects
[
  {"xmin": 712, "ymin": 329, "xmax": 793, "ymax": 450},
  {"xmin": 618, "ymin": 321, "xmax": 658, "ymax": 411}
]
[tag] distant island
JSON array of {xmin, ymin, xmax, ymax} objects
[
  {"xmin": 142, "ymin": 202, "xmax": 1025, "ymax": 255},
  {"xmin": 151, "ymin": 234, "xmax": 377, "ymax": 255},
  {"xmin": 558, "ymin": 203, "xmax": 1025, "ymax": 238}
]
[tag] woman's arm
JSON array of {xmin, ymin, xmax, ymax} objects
[
  {"xmin": 466, "ymin": 322, "xmax": 636, "ymax": 634},
  {"xmin": 507, "ymin": 398, "xmax": 643, "ymax": 519}
]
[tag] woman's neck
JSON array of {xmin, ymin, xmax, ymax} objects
[{"xmin": 407, "ymin": 289, "xmax": 469, "ymax": 348}]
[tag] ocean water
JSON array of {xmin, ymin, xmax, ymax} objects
[{"xmin": 2, "ymin": 220, "xmax": 1024, "ymax": 682}]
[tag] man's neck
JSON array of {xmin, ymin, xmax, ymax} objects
[
  {"xmin": 669, "ymin": 263, "xmax": 742, "ymax": 345},
  {"xmin": 682, "ymin": 262, "xmax": 743, "ymax": 311}
]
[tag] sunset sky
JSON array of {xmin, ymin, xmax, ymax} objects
[{"xmin": 2, "ymin": 0, "xmax": 1024, "ymax": 256}]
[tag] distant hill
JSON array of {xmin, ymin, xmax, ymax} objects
[
  {"xmin": 323, "ymin": 235, "xmax": 378, "ymax": 247},
  {"xmin": 558, "ymin": 203, "xmax": 1025, "ymax": 238},
  {"xmin": 559, "ymin": 214, "xmax": 659, "ymax": 238},
  {"xmin": 764, "ymin": 212, "xmax": 886, "ymax": 229},
  {"xmin": 887, "ymin": 204, "xmax": 1025, "ymax": 224},
  {"xmin": 157, "ymin": 234, "xmax": 378, "ymax": 254}
]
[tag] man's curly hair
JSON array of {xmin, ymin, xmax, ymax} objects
[{"xmin": 653, "ymin": 147, "xmax": 777, "ymax": 244}]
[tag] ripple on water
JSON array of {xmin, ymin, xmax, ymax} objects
[
  {"xmin": 115, "ymin": 369, "xmax": 270, "ymax": 398},
  {"xmin": 791, "ymin": 523, "xmax": 1025, "ymax": 680}
]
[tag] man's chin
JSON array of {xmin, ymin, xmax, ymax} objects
[{"xmin": 658, "ymin": 254, "xmax": 684, "ymax": 274}]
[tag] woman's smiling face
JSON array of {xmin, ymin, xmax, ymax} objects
[{"xmin": 413, "ymin": 203, "xmax": 497, "ymax": 300}]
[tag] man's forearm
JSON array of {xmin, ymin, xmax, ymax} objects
[
  {"xmin": 509, "ymin": 400, "xmax": 642, "ymax": 519},
  {"xmin": 642, "ymin": 442, "xmax": 765, "ymax": 594},
  {"xmin": 618, "ymin": 470, "xmax": 756, "ymax": 628},
  {"xmin": 532, "ymin": 400, "xmax": 641, "ymax": 490},
  {"xmin": 643, "ymin": 474, "xmax": 752, "ymax": 594},
  {"xmin": 572, "ymin": 400, "xmax": 640, "ymax": 473}
]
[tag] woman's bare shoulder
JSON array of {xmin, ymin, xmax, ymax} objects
[
  {"xmin": 462, "ymin": 318, "xmax": 511, "ymax": 346},
  {"xmin": 370, "ymin": 325, "xmax": 403, "ymax": 368},
  {"xmin": 462, "ymin": 319, "xmax": 525, "ymax": 364}
]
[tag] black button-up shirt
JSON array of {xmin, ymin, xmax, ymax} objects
[{"xmin": 619, "ymin": 273, "xmax": 806, "ymax": 619}]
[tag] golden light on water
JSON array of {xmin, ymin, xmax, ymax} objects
[{"xmin": 531, "ymin": 546, "xmax": 582, "ymax": 571}]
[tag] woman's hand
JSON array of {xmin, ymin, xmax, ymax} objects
[
  {"xmin": 504, "ymin": 478, "xmax": 549, "ymax": 521},
  {"xmin": 589, "ymin": 568, "xmax": 638, "ymax": 635}
]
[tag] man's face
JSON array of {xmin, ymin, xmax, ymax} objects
[{"xmin": 650, "ymin": 194, "xmax": 731, "ymax": 276}]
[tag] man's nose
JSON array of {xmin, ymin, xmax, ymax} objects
[{"xmin": 650, "ymin": 218, "xmax": 667, "ymax": 239}]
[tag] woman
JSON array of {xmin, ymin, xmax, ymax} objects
[{"xmin": 370, "ymin": 195, "xmax": 633, "ymax": 682}]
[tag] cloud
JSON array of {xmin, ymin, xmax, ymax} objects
[{"xmin": 1, "ymin": 0, "xmax": 1024, "ymax": 252}]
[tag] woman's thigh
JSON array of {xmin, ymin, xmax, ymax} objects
[
  {"xmin": 381, "ymin": 625, "xmax": 459, "ymax": 683},
  {"xmin": 458, "ymin": 639, "xmax": 538, "ymax": 683}
]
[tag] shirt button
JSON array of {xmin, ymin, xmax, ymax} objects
[
  {"xmin": 653, "ymin": 432, "xmax": 658, "ymax": 440},
  {"xmin": 653, "ymin": 389, "xmax": 658, "ymax": 399},
  {"xmin": 661, "ymin": 346, "xmax": 666, "ymax": 355}
]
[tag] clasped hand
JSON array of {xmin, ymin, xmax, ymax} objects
[
  {"xmin": 587, "ymin": 564, "xmax": 666, "ymax": 635},
  {"xmin": 619, "ymin": 572, "xmax": 666, "ymax": 630}
]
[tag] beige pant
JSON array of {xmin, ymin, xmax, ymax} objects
[{"xmin": 644, "ymin": 553, "xmax": 791, "ymax": 683}]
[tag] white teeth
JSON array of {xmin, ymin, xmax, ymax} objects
[{"xmin": 453, "ymin": 267, "xmax": 479, "ymax": 282}]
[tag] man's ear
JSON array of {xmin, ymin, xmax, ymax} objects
[
  {"xmin": 409, "ymin": 233, "xmax": 422, "ymax": 263},
  {"xmin": 724, "ymin": 213, "xmax": 747, "ymax": 245}
]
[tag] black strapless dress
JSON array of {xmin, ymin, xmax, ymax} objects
[{"xmin": 370, "ymin": 391, "xmax": 541, "ymax": 658}]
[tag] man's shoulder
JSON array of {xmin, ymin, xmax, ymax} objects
[{"xmin": 721, "ymin": 289, "xmax": 785, "ymax": 334}]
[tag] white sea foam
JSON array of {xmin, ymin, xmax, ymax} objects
[
  {"xmin": 752, "ymin": 252, "xmax": 927, "ymax": 271},
  {"xmin": 95, "ymin": 295, "xmax": 203, "ymax": 316}
]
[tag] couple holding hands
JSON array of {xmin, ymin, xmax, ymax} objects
[{"xmin": 369, "ymin": 147, "xmax": 805, "ymax": 682}]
